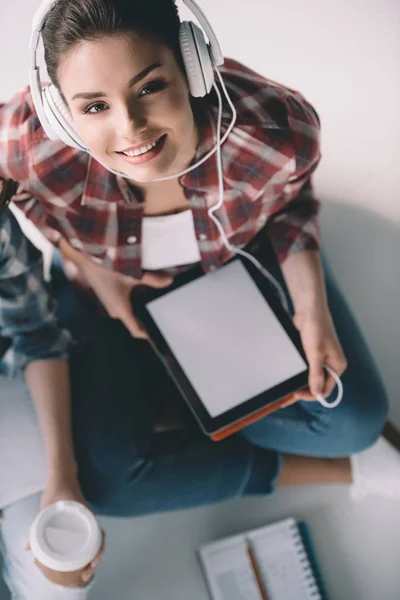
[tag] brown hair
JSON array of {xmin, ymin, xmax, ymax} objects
[
  {"xmin": 42, "ymin": 0, "xmax": 184, "ymax": 91},
  {"xmin": 0, "ymin": 180, "xmax": 18, "ymax": 214}
]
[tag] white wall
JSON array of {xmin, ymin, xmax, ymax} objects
[{"xmin": 1, "ymin": 0, "xmax": 399, "ymax": 422}]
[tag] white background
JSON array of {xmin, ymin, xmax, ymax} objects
[{"xmin": 1, "ymin": 0, "xmax": 399, "ymax": 424}]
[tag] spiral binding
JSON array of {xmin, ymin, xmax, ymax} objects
[{"xmin": 289, "ymin": 522, "xmax": 322, "ymax": 600}]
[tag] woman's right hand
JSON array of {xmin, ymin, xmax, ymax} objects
[
  {"xmin": 59, "ymin": 239, "xmax": 172, "ymax": 338},
  {"xmin": 82, "ymin": 260, "xmax": 172, "ymax": 338}
]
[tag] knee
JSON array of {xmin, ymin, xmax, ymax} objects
[
  {"xmin": 341, "ymin": 380, "xmax": 389, "ymax": 454},
  {"xmin": 79, "ymin": 455, "xmax": 151, "ymax": 515}
]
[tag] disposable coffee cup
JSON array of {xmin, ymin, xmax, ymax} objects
[{"xmin": 29, "ymin": 501, "xmax": 102, "ymax": 586}]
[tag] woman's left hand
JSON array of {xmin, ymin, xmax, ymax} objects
[
  {"xmin": 26, "ymin": 475, "xmax": 106, "ymax": 586},
  {"xmin": 292, "ymin": 304, "xmax": 348, "ymax": 402}
]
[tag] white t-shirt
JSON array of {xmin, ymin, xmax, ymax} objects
[
  {"xmin": 0, "ymin": 376, "xmax": 46, "ymax": 509},
  {"xmin": 141, "ymin": 209, "xmax": 201, "ymax": 271}
]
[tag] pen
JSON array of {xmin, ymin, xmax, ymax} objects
[{"xmin": 246, "ymin": 541, "xmax": 270, "ymax": 600}]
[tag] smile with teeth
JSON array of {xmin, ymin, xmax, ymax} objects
[{"xmin": 121, "ymin": 136, "xmax": 163, "ymax": 157}]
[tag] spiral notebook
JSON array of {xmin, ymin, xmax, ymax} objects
[{"xmin": 198, "ymin": 518, "xmax": 328, "ymax": 600}]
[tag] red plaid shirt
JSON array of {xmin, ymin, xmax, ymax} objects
[{"xmin": 0, "ymin": 58, "xmax": 321, "ymax": 281}]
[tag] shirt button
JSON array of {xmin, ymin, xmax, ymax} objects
[
  {"xmin": 199, "ymin": 233, "xmax": 208, "ymax": 241},
  {"xmin": 127, "ymin": 235, "xmax": 137, "ymax": 244}
]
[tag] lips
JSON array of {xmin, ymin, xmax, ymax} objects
[
  {"xmin": 117, "ymin": 135, "xmax": 165, "ymax": 157},
  {"xmin": 116, "ymin": 134, "xmax": 167, "ymax": 166}
]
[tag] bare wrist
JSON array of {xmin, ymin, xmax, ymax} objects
[
  {"xmin": 293, "ymin": 293, "xmax": 328, "ymax": 318},
  {"xmin": 48, "ymin": 456, "xmax": 78, "ymax": 482}
]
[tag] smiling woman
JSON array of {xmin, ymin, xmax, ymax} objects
[{"xmin": 41, "ymin": 0, "xmax": 198, "ymax": 183}]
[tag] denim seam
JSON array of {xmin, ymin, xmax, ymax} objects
[
  {"xmin": 0, "ymin": 525, "xmax": 19, "ymax": 599},
  {"xmin": 236, "ymin": 446, "xmax": 256, "ymax": 497}
]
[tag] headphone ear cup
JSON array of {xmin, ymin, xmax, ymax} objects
[
  {"xmin": 43, "ymin": 85, "xmax": 88, "ymax": 151},
  {"xmin": 179, "ymin": 21, "xmax": 214, "ymax": 97}
]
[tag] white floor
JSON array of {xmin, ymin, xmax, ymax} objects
[{"xmin": 2, "ymin": 484, "xmax": 397, "ymax": 600}]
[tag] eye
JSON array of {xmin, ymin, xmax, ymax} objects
[
  {"xmin": 83, "ymin": 102, "xmax": 109, "ymax": 115},
  {"xmin": 139, "ymin": 80, "xmax": 167, "ymax": 97}
]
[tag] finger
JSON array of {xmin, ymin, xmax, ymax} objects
[
  {"xmin": 141, "ymin": 272, "xmax": 173, "ymax": 288},
  {"xmin": 308, "ymin": 353, "xmax": 326, "ymax": 397},
  {"xmin": 90, "ymin": 533, "xmax": 106, "ymax": 569},
  {"xmin": 321, "ymin": 372, "xmax": 337, "ymax": 399},
  {"xmin": 25, "ymin": 541, "xmax": 31, "ymax": 551},
  {"xmin": 81, "ymin": 566, "xmax": 95, "ymax": 584},
  {"xmin": 321, "ymin": 349, "xmax": 348, "ymax": 397},
  {"xmin": 119, "ymin": 304, "xmax": 148, "ymax": 339},
  {"xmin": 293, "ymin": 389, "xmax": 316, "ymax": 402}
]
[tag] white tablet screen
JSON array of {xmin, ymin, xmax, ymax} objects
[{"xmin": 147, "ymin": 261, "xmax": 307, "ymax": 418}]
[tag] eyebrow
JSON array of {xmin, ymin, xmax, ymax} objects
[{"xmin": 71, "ymin": 63, "xmax": 163, "ymax": 101}]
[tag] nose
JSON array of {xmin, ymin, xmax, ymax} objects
[{"xmin": 117, "ymin": 101, "xmax": 148, "ymax": 139}]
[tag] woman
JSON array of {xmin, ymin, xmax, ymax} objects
[{"xmin": 0, "ymin": 0, "xmax": 398, "ymax": 515}]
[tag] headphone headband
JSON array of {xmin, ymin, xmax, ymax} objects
[
  {"xmin": 30, "ymin": 0, "xmax": 222, "ymax": 61},
  {"xmin": 182, "ymin": 0, "xmax": 223, "ymax": 66},
  {"xmin": 29, "ymin": 0, "xmax": 57, "ymax": 50}
]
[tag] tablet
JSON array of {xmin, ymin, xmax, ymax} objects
[{"xmin": 131, "ymin": 259, "xmax": 309, "ymax": 438}]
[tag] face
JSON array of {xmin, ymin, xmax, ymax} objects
[{"xmin": 58, "ymin": 33, "xmax": 198, "ymax": 183}]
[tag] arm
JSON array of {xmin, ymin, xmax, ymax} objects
[
  {"xmin": 265, "ymin": 93, "xmax": 347, "ymax": 398},
  {"xmin": 24, "ymin": 358, "xmax": 78, "ymax": 485},
  {"xmin": 266, "ymin": 90, "xmax": 322, "ymax": 266},
  {"xmin": 0, "ymin": 210, "xmax": 77, "ymax": 485},
  {"xmin": 281, "ymin": 249, "xmax": 347, "ymax": 400},
  {"xmin": 1, "ymin": 90, "xmax": 62, "ymax": 246},
  {"xmin": 281, "ymin": 249, "xmax": 327, "ymax": 316},
  {"xmin": 59, "ymin": 237, "xmax": 173, "ymax": 337},
  {"xmin": 0, "ymin": 208, "xmax": 104, "ymax": 583}
]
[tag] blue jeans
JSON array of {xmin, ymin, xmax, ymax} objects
[{"xmin": 51, "ymin": 251, "xmax": 388, "ymax": 517}]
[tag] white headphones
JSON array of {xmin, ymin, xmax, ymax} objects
[{"xmin": 29, "ymin": 0, "xmax": 224, "ymax": 152}]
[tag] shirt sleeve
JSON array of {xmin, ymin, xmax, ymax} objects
[
  {"xmin": 0, "ymin": 91, "xmax": 63, "ymax": 246},
  {"xmin": 0, "ymin": 90, "xmax": 34, "ymax": 182},
  {"xmin": 0, "ymin": 210, "xmax": 71, "ymax": 371},
  {"xmin": 266, "ymin": 90, "xmax": 322, "ymax": 264}
]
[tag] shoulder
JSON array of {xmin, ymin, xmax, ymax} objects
[
  {"xmin": 220, "ymin": 58, "xmax": 320, "ymax": 132},
  {"xmin": 1, "ymin": 87, "xmax": 41, "ymax": 138},
  {"xmin": 0, "ymin": 86, "xmax": 75, "ymax": 151},
  {"xmin": 219, "ymin": 59, "xmax": 321, "ymax": 177},
  {"xmin": 1, "ymin": 87, "xmax": 84, "ymax": 184}
]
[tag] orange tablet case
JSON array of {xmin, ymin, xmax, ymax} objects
[{"xmin": 210, "ymin": 393, "xmax": 299, "ymax": 441}]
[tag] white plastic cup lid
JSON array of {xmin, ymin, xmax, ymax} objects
[{"xmin": 29, "ymin": 501, "xmax": 102, "ymax": 572}]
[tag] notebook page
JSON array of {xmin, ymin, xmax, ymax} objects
[
  {"xmin": 199, "ymin": 535, "xmax": 264, "ymax": 600},
  {"xmin": 248, "ymin": 519, "xmax": 322, "ymax": 600}
]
